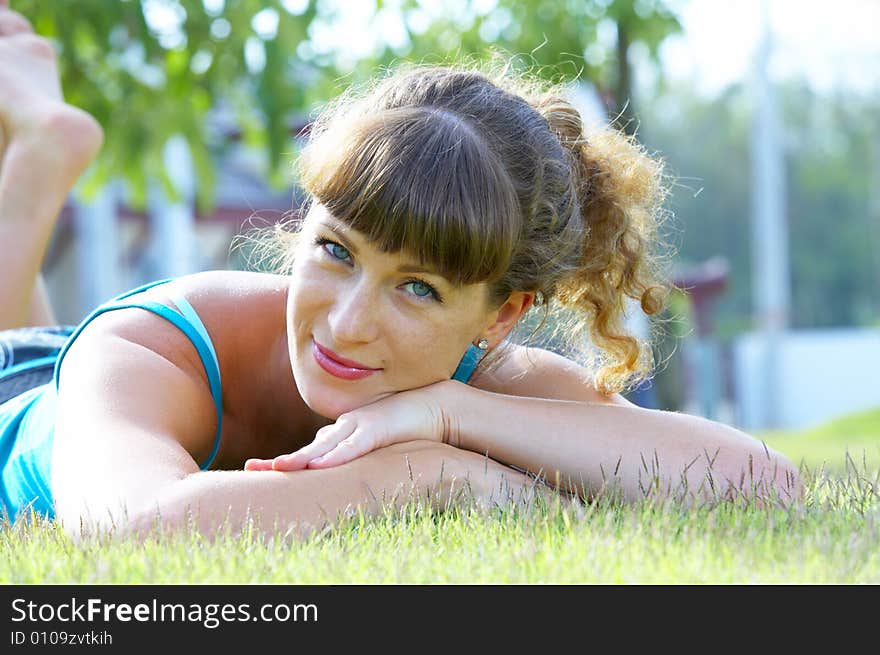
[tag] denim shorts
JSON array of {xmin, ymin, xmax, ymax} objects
[{"xmin": 0, "ymin": 326, "xmax": 75, "ymax": 405}]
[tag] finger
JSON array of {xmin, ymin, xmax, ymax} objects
[
  {"xmin": 270, "ymin": 451, "xmax": 311, "ymax": 471},
  {"xmin": 272, "ymin": 438, "xmax": 338, "ymax": 469},
  {"xmin": 244, "ymin": 458, "xmax": 275, "ymax": 471},
  {"xmin": 306, "ymin": 432, "xmax": 373, "ymax": 469},
  {"xmin": 271, "ymin": 422, "xmax": 356, "ymax": 471}
]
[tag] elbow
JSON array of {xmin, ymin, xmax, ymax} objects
[
  {"xmin": 54, "ymin": 491, "xmax": 188, "ymax": 544},
  {"xmin": 55, "ymin": 503, "xmax": 141, "ymax": 544},
  {"xmin": 692, "ymin": 419, "xmax": 804, "ymax": 508},
  {"xmin": 748, "ymin": 439, "xmax": 804, "ymax": 507},
  {"xmin": 767, "ymin": 451, "xmax": 804, "ymax": 507},
  {"xmin": 714, "ymin": 446, "xmax": 804, "ymax": 508}
]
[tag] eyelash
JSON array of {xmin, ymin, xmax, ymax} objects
[{"xmin": 312, "ymin": 236, "xmax": 444, "ymax": 303}]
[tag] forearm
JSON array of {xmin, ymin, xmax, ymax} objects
[
  {"xmin": 108, "ymin": 441, "xmax": 540, "ymax": 541},
  {"xmin": 440, "ymin": 381, "xmax": 801, "ymax": 505},
  {"xmin": 116, "ymin": 441, "xmax": 454, "ymax": 540}
]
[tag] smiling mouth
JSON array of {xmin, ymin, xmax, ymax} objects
[{"xmin": 311, "ymin": 339, "xmax": 381, "ymax": 380}]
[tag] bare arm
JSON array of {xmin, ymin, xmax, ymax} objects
[
  {"xmin": 443, "ymin": 346, "xmax": 802, "ymax": 505},
  {"xmin": 121, "ymin": 441, "xmax": 539, "ymax": 542}
]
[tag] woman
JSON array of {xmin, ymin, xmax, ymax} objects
[{"xmin": 0, "ymin": 2, "xmax": 800, "ymax": 540}]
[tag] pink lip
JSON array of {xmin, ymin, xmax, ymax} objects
[{"xmin": 312, "ymin": 340, "xmax": 381, "ymax": 380}]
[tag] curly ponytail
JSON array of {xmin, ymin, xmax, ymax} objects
[{"xmin": 534, "ymin": 94, "xmax": 672, "ymax": 393}]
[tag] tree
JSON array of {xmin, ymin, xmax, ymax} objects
[
  {"xmin": 376, "ymin": 0, "xmax": 681, "ymax": 136},
  {"xmin": 19, "ymin": 0, "xmax": 321, "ymax": 210},
  {"xmin": 639, "ymin": 78, "xmax": 880, "ymax": 332},
  {"xmin": 18, "ymin": 0, "xmax": 683, "ymax": 210}
]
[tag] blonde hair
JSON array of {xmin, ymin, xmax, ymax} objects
[{"xmin": 237, "ymin": 58, "xmax": 674, "ymax": 395}]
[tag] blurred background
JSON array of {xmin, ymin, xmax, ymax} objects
[{"xmin": 17, "ymin": 0, "xmax": 880, "ymax": 433}]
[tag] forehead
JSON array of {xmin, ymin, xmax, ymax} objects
[{"xmin": 305, "ymin": 203, "xmax": 355, "ymax": 239}]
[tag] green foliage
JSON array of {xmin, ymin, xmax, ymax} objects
[
  {"xmin": 17, "ymin": 0, "xmax": 682, "ymax": 211},
  {"xmin": 384, "ymin": 0, "xmax": 681, "ymax": 134},
  {"xmin": 19, "ymin": 0, "xmax": 320, "ymax": 211}
]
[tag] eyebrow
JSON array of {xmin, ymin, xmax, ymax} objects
[{"xmin": 319, "ymin": 222, "xmax": 451, "ymax": 281}]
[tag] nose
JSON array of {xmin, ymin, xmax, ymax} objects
[{"xmin": 327, "ymin": 278, "xmax": 381, "ymax": 345}]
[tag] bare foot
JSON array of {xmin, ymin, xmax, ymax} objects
[
  {"xmin": 0, "ymin": 4, "xmax": 103, "ymax": 183},
  {"xmin": 0, "ymin": 1, "xmax": 104, "ymax": 328}
]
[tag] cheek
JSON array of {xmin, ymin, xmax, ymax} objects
[
  {"xmin": 388, "ymin": 324, "xmax": 471, "ymax": 382},
  {"xmin": 287, "ymin": 266, "xmax": 328, "ymax": 328}
]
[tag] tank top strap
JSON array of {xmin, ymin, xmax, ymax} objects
[
  {"xmin": 165, "ymin": 290, "xmax": 220, "ymax": 383},
  {"xmin": 52, "ymin": 280, "xmax": 223, "ymax": 471}
]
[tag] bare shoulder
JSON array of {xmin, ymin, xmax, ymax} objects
[
  {"xmin": 469, "ymin": 343, "xmax": 637, "ymax": 407},
  {"xmin": 150, "ymin": 269, "xmax": 290, "ymax": 307},
  {"xmin": 56, "ymin": 270, "xmax": 290, "ymax": 463}
]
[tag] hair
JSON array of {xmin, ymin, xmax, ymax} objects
[{"xmin": 236, "ymin": 56, "xmax": 674, "ymax": 395}]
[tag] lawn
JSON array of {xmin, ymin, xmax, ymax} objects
[
  {"xmin": 759, "ymin": 406, "xmax": 880, "ymax": 473},
  {"xmin": 2, "ymin": 407, "xmax": 878, "ymax": 584}
]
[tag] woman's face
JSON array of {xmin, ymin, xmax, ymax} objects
[{"xmin": 286, "ymin": 202, "xmax": 494, "ymax": 419}]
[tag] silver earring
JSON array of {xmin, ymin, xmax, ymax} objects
[{"xmin": 477, "ymin": 338, "xmax": 490, "ymax": 350}]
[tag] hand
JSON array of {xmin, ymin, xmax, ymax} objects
[{"xmin": 244, "ymin": 383, "xmax": 453, "ymax": 472}]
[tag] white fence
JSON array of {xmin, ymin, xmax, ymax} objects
[{"xmin": 732, "ymin": 328, "xmax": 880, "ymax": 430}]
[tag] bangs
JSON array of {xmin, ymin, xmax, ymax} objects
[{"xmin": 295, "ymin": 106, "xmax": 521, "ymax": 286}]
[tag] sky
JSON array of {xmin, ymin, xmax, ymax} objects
[{"xmin": 659, "ymin": 0, "xmax": 880, "ymax": 97}]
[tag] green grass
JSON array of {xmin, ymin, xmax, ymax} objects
[
  {"xmin": 2, "ymin": 407, "xmax": 878, "ymax": 584},
  {"xmin": 760, "ymin": 406, "xmax": 880, "ymax": 473}
]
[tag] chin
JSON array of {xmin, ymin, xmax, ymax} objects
[
  {"xmin": 290, "ymin": 361, "xmax": 371, "ymax": 419},
  {"xmin": 303, "ymin": 390, "xmax": 358, "ymax": 420}
]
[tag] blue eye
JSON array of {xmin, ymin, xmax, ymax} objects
[
  {"xmin": 402, "ymin": 279, "xmax": 442, "ymax": 302},
  {"xmin": 327, "ymin": 242, "xmax": 350, "ymax": 261},
  {"xmin": 315, "ymin": 237, "xmax": 351, "ymax": 262},
  {"xmin": 406, "ymin": 281, "xmax": 432, "ymax": 297}
]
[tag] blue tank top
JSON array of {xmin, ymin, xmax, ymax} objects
[
  {"xmin": 0, "ymin": 278, "xmax": 223, "ymax": 524},
  {"xmin": 0, "ymin": 278, "xmax": 486, "ymax": 524}
]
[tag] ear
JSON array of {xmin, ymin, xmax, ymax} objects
[{"xmin": 479, "ymin": 291, "xmax": 535, "ymax": 348}]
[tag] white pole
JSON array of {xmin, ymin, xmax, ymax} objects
[
  {"xmin": 148, "ymin": 135, "xmax": 197, "ymax": 279},
  {"xmin": 74, "ymin": 181, "xmax": 121, "ymax": 312},
  {"xmin": 750, "ymin": 0, "xmax": 791, "ymax": 429}
]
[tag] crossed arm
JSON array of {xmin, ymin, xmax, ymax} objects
[
  {"xmin": 49, "ymin": 331, "xmax": 546, "ymax": 542},
  {"xmin": 52, "ymin": 330, "xmax": 800, "ymax": 544},
  {"xmin": 249, "ymin": 346, "xmax": 803, "ymax": 507},
  {"xmin": 55, "ymin": 439, "xmax": 538, "ymax": 542}
]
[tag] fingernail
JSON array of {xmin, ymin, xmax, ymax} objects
[{"xmin": 309, "ymin": 455, "xmax": 326, "ymax": 465}]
